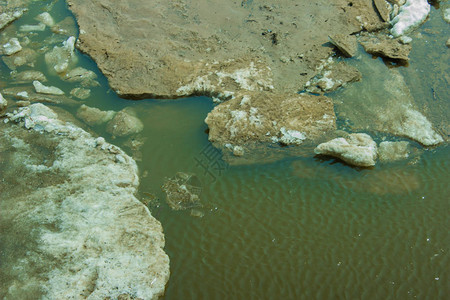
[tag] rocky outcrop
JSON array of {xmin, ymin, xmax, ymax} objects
[
  {"xmin": 205, "ymin": 92, "xmax": 336, "ymax": 148},
  {"xmin": 66, "ymin": 0, "xmax": 383, "ymax": 98},
  {"xmin": 1, "ymin": 104, "xmax": 169, "ymax": 299},
  {"xmin": 314, "ymin": 133, "xmax": 378, "ymax": 167}
]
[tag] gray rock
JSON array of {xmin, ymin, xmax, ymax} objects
[
  {"xmin": 106, "ymin": 109, "xmax": 144, "ymax": 137},
  {"xmin": 378, "ymin": 141, "xmax": 410, "ymax": 162},
  {"xmin": 314, "ymin": 133, "xmax": 378, "ymax": 167},
  {"xmin": 1, "ymin": 104, "xmax": 169, "ymax": 299},
  {"xmin": 76, "ymin": 104, "xmax": 116, "ymax": 126}
]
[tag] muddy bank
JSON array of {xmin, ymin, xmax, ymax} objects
[{"xmin": 0, "ymin": 104, "xmax": 169, "ymax": 299}]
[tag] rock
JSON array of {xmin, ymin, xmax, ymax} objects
[
  {"xmin": 50, "ymin": 16, "xmax": 77, "ymax": 36},
  {"xmin": 360, "ymin": 35, "xmax": 411, "ymax": 63},
  {"xmin": 70, "ymin": 87, "xmax": 91, "ymax": 99},
  {"xmin": 305, "ymin": 60, "xmax": 362, "ymax": 93},
  {"xmin": 205, "ymin": 92, "xmax": 336, "ymax": 147},
  {"xmin": 378, "ymin": 141, "xmax": 410, "ymax": 162},
  {"xmin": 314, "ymin": 133, "xmax": 378, "ymax": 167},
  {"xmin": 332, "ymin": 55, "xmax": 444, "ymax": 146},
  {"xmin": 2, "ymin": 48, "xmax": 37, "ymax": 70},
  {"xmin": 33, "ymin": 80, "xmax": 64, "ymax": 95},
  {"xmin": 162, "ymin": 172, "xmax": 203, "ymax": 210},
  {"xmin": 1, "ymin": 86, "xmax": 78, "ymax": 106},
  {"xmin": 399, "ymin": 35, "xmax": 412, "ymax": 44},
  {"xmin": 1, "ymin": 104, "xmax": 169, "ymax": 299},
  {"xmin": 62, "ymin": 66, "xmax": 97, "ymax": 86},
  {"xmin": 2, "ymin": 38, "xmax": 22, "ymax": 55},
  {"xmin": 374, "ymin": 0, "xmax": 392, "ymax": 22},
  {"xmin": 444, "ymin": 7, "xmax": 450, "ymax": 23},
  {"xmin": 35, "ymin": 12, "xmax": 55, "ymax": 27},
  {"xmin": 0, "ymin": 8, "xmax": 27, "ymax": 31},
  {"xmin": 66, "ymin": 0, "xmax": 383, "ymax": 98},
  {"xmin": 19, "ymin": 23, "xmax": 46, "ymax": 32},
  {"xmin": 381, "ymin": 105, "xmax": 443, "ymax": 146},
  {"xmin": 106, "ymin": 109, "xmax": 144, "ymax": 137},
  {"xmin": 233, "ymin": 145, "xmax": 245, "ymax": 156},
  {"xmin": 446, "ymin": 38, "xmax": 450, "ymax": 48},
  {"xmin": 328, "ymin": 34, "xmax": 358, "ymax": 58},
  {"xmin": 44, "ymin": 36, "xmax": 77, "ymax": 73},
  {"xmin": 13, "ymin": 70, "xmax": 47, "ymax": 83},
  {"xmin": 390, "ymin": 0, "xmax": 430, "ymax": 37},
  {"xmin": 76, "ymin": 104, "xmax": 116, "ymax": 126},
  {"xmin": 0, "ymin": 92, "xmax": 7, "ymax": 115}
]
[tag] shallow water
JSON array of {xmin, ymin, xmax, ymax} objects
[{"xmin": 0, "ymin": 1, "xmax": 449, "ymax": 299}]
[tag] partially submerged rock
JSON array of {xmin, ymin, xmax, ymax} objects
[
  {"xmin": 19, "ymin": 23, "xmax": 46, "ymax": 32},
  {"xmin": 0, "ymin": 92, "xmax": 7, "ymax": 115},
  {"xmin": 35, "ymin": 12, "xmax": 55, "ymax": 27},
  {"xmin": 77, "ymin": 104, "xmax": 116, "ymax": 126},
  {"xmin": 205, "ymin": 92, "xmax": 336, "ymax": 148},
  {"xmin": 70, "ymin": 87, "xmax": 91, "ymax": 99},
  {"xmin": 62, "ymin": 66, "xmax": 98, "ymax": 86},
  {"xmin": 2, "ymin": 37, "xmax": 22, "ymax": 55},
  {"xmin": 1, "ymin": 103, "xmax": 169, "ymax": 299},
  {"xmin": 305, "ymin": 60, "xmax": 362, "ymax": 93},
  {"xmin": 162, "ymin": 172, "xmax": 202, "ymax": 210},
  {"xmin": 44, "ymin": 36, "xmax": 77, "ymax": 73},
  {"xmin": 33, "ymin": 80, "xmax": 64, "ymax": 95},
  {"xmin": 360, "ymin": 35, "xmax": 411, "ymax": 63},
  {"xmin": 390, "ymin": 0, "xmax": 430, "ymax": 37},
  {"xmin": 314, "ymin": 133, "xmax": 378, "ymax": 167},
  {"xmin": 106, "ymin": 108, "xmax": 144, "ymax": 137},
  {"xmin": 2, "ymin": 48, "xmax": 37, "ymax": 70},
  {"xmin": 2, "ymin": 86, "xmax": 78, "ymax": 106},
  {"xmin": 0, "ymin": 8, "xmax": 27, "ymax": 31},
  {"xmin": 328, "ymin": 34, "xmax": 358, "ymax": 58},
  {"xmin": 378, "ymin": 141, "xmax": 410, "ymax": 162},
  {"xmin": 12, "ymin": 70, "xmax": 47, "ymax": 83},
  {"xmin": 380, "ymin": 105, "xmax": 443, "ymax": 146}
]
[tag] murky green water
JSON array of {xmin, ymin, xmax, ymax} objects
[{"xmin": 1, "ymin": 1, "xmax": 449, "ymax": 299}]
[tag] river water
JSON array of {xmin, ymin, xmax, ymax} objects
[{"xmin": 0, "ymin": 1, "xmax": 448, "ymax": 299}]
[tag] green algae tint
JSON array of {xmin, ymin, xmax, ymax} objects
[{"xmin": 0, "ymin": 1, "xmax": 448, "ymax": 299}]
